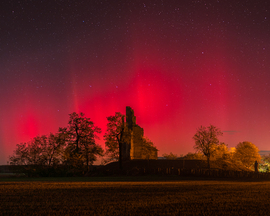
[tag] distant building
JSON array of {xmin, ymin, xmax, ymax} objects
[
  {"xmin": 121, "ymin": 106, "xmax": 158, "ymax": 160},
  {"xmin": 259, "ymin": 151, "xmax": 270, "ymax": 157}
]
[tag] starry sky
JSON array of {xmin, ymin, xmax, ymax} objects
[{"xmin": 1, "ymin": 0, "xmax": 270, "ymax": 164}]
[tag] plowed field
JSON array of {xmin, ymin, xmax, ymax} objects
[{"xmin": 0, "ymin": 178, "xmax": 268, "ymax": 215}]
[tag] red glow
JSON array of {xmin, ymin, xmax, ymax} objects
[
  {"xmin": 2, "ymin": 50, "xmax": 269, "ymax": 164},
  {"xmin": 17, "ymin": 113, "xmax": 39, "ymax": 139},
  {"xmin": 1, "ymin": 1, "xmax": 270, "ymax": 165}
]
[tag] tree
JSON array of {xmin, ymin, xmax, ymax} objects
[
  {"xmin": 140, "ymin": 137, "xmax": 158, "ymax": 159},
  {"xmin": 193, "ymin": 125, "xmax": 223, "ymax": 168},
  {"xmin": 162, "ymin": 152, "xmax": 178, "ymax": 160},
  {"xmin": 8, "ymin": 133, "xmax": 66, "ymax": 176},
  {"xmin": 9, "ymin": 134, "xmax": 62, "ymax": 166},
  {"xmin": 46, "ymin": 133, "xmax": 66, "ymax": 166},
  {"xmin": 233, "ymin": 141, "xmax": 261, "ymax": 169},
  {"xmin": 104, "ymin": 113, "xmax": 158, "ymax": 167},
  {"xmin": 212, "ymin": 142, "xmax": 230, "ymax": 160},
  {"xmin": 103, "ymin": 112, "xmax": 125, "ymax": 166},
  {"xmin": 9, "ymin": 142, "xmax": 29, "ymax": 165},
  {"xmin": 183, "ymin": 152, "xmax": 205, "ymax": 160},
  {"xmin": 9, "ymin": 112, "xmax": 103, "ymax": 175},
  {"xmin": 260, "ymin": 154, "xmax": 270, "ymax": 172},
  {"xmin": 61, "ymin": 112, "xmax": 103, "ymax": 171}
]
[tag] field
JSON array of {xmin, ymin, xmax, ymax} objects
[{"xmin": 0, "ymin": 176, "xmax": 269, "ymax": 215}]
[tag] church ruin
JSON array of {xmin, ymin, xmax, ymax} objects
[{"xmin": 121, "ymin": 106, "xmax": 158, "ymax": 160}]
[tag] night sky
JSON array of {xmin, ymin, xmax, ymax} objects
[{"xmin": 1, "ymin": 1, "xmax": 270, "ymax": 164}]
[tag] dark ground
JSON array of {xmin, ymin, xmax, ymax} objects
[{"xmin": 0, "ymin": 176, "xmax": 269, "ymax": 215}]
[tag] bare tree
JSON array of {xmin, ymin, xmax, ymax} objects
[{"xmin": 193, "ymin": 125, "xmax": 223, "ymax": 168}]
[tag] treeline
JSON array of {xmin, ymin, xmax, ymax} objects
[
  {"xmin": 9, "ymin": 114, "xmax": 263, "ymax": 176},
  {"xmin": 8, "ymin": 112, "xmax": 157, "ymax": 176},
  {"xmin": 9, "ymin": 112, "xmax": 103, "ymax": 176},
  {"xmin": 162, "ymin": 125, "xmax": 262, "ymax": 171}
]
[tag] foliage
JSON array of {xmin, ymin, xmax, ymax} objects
[
  {"xmin": 9, "ymin": 133, "xmax": 63, "ymax": 166},
  {"xmin": 183, "ymin": 152, "xmax": 205, "ymax": 160},
  {"xmin": 140, "ymin": 137, "xmax": 158, "ymax": 159},
  {"xmin": 103, "ymin": 112, "xmax": 125, "ymax": 162},
  {"xmin": 60, "ymin": 112, "xmax": 103, "ymax": 170},
  {"xmin": 233, "ymin": 141, "xmax": 261, "ymax": 168},
  {"xmin": 193, "ymin": 125, "xmax": 223, "ymax": 168},
  {"xmin": 211, "ymin": 142, "xmax": 231, "ymax": 160},
  {"xmin": 9, "ymin": 112, "xmax": 103, "ymax": 176},
  {"xmin": 8, "ymin": 133, "xmax": 67, "ymax": 176},
  {"xmin": 162, "ymin": 152, "xmax": 178, "ymax": 160},
  {"xmin": 260, "ymin": 154, "xmax": 270, "ymax": 172},
  {"xmin": 211, "ymin": 144, "xmax": 236, "ymax": 170},
  {"xmin": 262, "ymin": 154, "xmax": 270, "ymax": 164},
  {"xmin": 8, "ymin": 142, "xmax": 29, "ymax": 165}
]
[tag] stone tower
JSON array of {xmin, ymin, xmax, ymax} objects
[{"xmin": 121, "ymin": 106, "xmax": 157, "ymax": 160}]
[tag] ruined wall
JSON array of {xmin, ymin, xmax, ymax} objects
[
  {"xmin": 122, "ymin": 106, "xmax": 157, "ymax": 160},
  {"xmin": 130, "ymin": 125, "xmax": 144, "ymax": 160}
]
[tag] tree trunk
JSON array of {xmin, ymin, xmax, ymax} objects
[
  {"xmin": 86, "ymin": 153, "xmax": 89, "ymax": 171},
  {"xmin": 118, "ymin": 117, "xmax": 125, "ymax": 171},
  {"xmin": 207, "ymin": 156, "xmax": 210, "ymax": 169},
  {"xmin": 75, "ymin": 125, "xmax": 80, "ymax": 153},
  {"xmin": 119, "ymin": 142, "xmax": 123, "ymax": 170}
]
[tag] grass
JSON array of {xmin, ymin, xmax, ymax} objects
[{"xmin": 0, "ymin": 176, "xmax": 269, "ymax": 215}]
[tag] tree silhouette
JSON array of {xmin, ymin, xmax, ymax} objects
[
  {"xmin": 140, "ymin": 137, "xmax": 158, "ymax": 159},
  {"xmin": 9, "ymin": 112, "xmax": 103, "ymax": 175},
  {"xmin": 61, "ymin": 112, "xmax": 103, "ymax": 171},
  {"xmin": 9, "ymin": 142, "xmax": 29, "ymax": 165},
  {"xmin": 9, "ymin": 133, "xmax": 63, "ymax": 166},
  {"xmin": 193, "ymin": 125, "xmax": 223, "ymax": 168},
  {"xmin": 104, "ymin": 112, "xmax": 126, "ymax": 169}
]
